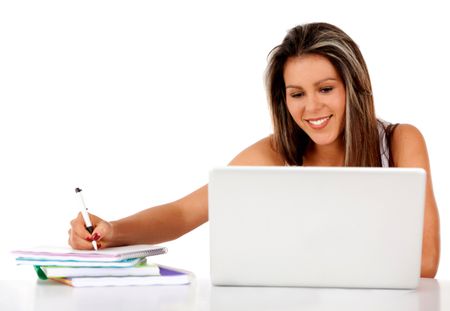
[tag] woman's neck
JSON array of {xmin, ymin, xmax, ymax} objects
[{"xmin": 302, "ymin": 141, "xmax": 345, "ymax": 167}]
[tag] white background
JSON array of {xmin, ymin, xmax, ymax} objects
[{"xmin": 0, "ymin": 0, "xmax": 448, "ymax": 280}]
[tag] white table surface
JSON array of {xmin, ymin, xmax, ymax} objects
[{"xmin": 0, "ymin": 278, "xmax": 448, "ymax": 311}]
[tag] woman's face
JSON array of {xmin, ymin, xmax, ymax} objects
[{"xmin": 284, "ymin": 54, "xmax": 346, "ymax": 147}]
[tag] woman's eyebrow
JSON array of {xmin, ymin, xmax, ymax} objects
[
  {"xmin": 285, "ymin": 85, "xmax": 302, "ymax": 89},
  {"xmin": 285, "ymin": 78, "xmax": 338, "ymax": 89},
  {"xmin": 314, "ymin": 78, "xmax": 338, "ymax": 86}
]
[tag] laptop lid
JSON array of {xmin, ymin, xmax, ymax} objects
[{"xmin": 209, "ymin": 166, "xmax": 426, "ymax": 289}]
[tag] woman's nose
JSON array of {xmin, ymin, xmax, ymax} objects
[{"xmin": 304, "ymin": 94, "xmax": 322, "ymax": 113}]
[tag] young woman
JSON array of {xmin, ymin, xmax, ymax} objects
[{"xmin": 68, "ymin": 22, "xmax": 440, "ymax": 277}]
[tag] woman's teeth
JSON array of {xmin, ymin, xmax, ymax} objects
[{"xmin": 308, "ymin": 116, "xmax": 330, "ymax": 125}]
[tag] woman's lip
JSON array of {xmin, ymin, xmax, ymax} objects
[
  {"xmin": 304, "ymin": 115, "xmax": 333, "ymax": 129},
  {"xmin": 304, "ymin": 115, "xmax": 333, "ymax": 122}
]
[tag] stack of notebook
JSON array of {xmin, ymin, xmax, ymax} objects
[{"xmin": 12, "ymin": 244, "xmax": 191, "ymax": 287}]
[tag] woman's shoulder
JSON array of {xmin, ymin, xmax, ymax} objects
[
  {"xmin": 389, "ymin": 124, "xmax": 429, "ymax": 168},
  {"xmin": 391, "ymin": 124, "xmax": 426, "ymax": 147},
  {"xmin": 228, "ymin": 135, "xmax": 285, "ymax": 166}
]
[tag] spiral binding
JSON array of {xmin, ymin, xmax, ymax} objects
[{"xmin": 120, "ymin": 247, "xmax": 168, "ymax": 259}]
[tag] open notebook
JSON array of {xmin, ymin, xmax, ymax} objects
[{"xmin": 12, "ymin": 244, "xmax": 167, "ymax": 263}]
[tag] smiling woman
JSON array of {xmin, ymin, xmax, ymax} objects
[
  {"xmin": 68, "ymin": 22, "xmax": 440, "ymax": 278},
  {"xmin": 284, "ymin": 54, "xmax": 347, "ymax": 161},
  {"xmin": 266, "ymin": 23, "xmax": 383, "ymax": 167},
  {"xmin": 262, "ymin": 22, "xmax": 440, "ymax": 277}
]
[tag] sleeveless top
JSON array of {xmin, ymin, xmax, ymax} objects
[
  {"xmin": 378, "ymin": 119, "xmax": 398, "ymax": 168},
  {"xmin": 378, "ymin": 119, "xmax": 390, "ymax": 167}
]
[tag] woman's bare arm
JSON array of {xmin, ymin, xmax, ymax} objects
[
  {"xmin": 390, "ymin": 124, "xmax": 440, "ymax": 278},
  {"xmin": 108, "ymin": 184, "xmax": 209, "ymax": 247},
  {"xmin": 69, "ymin": 136, "xmax": 282, "ymax": 249}
]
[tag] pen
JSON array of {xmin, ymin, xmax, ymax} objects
[{"xmin": 75, "ymin": 187, "xmax": 98, "ymax": 251}]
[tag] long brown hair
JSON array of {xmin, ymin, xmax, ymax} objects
[{"xmin": 266, "ymin": 22, "xmax": 384, "ymax": 166}]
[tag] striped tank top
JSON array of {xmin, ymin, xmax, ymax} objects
[{"xmin": 378, "ymin": 119, "xmax": 397, "ymax": 168}]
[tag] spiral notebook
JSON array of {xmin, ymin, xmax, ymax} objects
[
  {"xmin": 12, "ymin": 244, "xmax": 167, "ymax": 262},
  {"xmin": 15, "ymin": 257, "xmax": 145, "ymax": 267}
]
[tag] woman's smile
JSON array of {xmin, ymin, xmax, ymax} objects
[{"xmin": 304, "ymin": 115, "xmax": 333, "ymax": 129}]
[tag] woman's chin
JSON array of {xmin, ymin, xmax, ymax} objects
[{"xmin": 309, "ymin": 134, "xmax": 341, "ymax": 147}]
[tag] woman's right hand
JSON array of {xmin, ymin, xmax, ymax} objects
[{"xmin": 68, "ymin": 212, "xmax": 114, "ymax": 250}]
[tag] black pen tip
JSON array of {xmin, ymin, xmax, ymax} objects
[{"xmin": 75, "ymin": 187, "xmax": 82, "ymax": 193}]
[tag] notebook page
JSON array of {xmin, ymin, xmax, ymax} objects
[{"xmin": 12, "ymin": 244, "xmax": 167, "ymax": 261}]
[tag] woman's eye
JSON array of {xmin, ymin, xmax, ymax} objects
[
  {"xmin": 291, "ymin": 92, "xmax": 304, "ymax": 98},
  {"xmin": 320, "ymin": 86, "xmax": 333, "ymax": 93}
]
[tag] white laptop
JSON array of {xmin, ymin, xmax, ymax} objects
[{"xmin": 208, "ymin": 166, "xmax": 426, "ymax": 289}]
